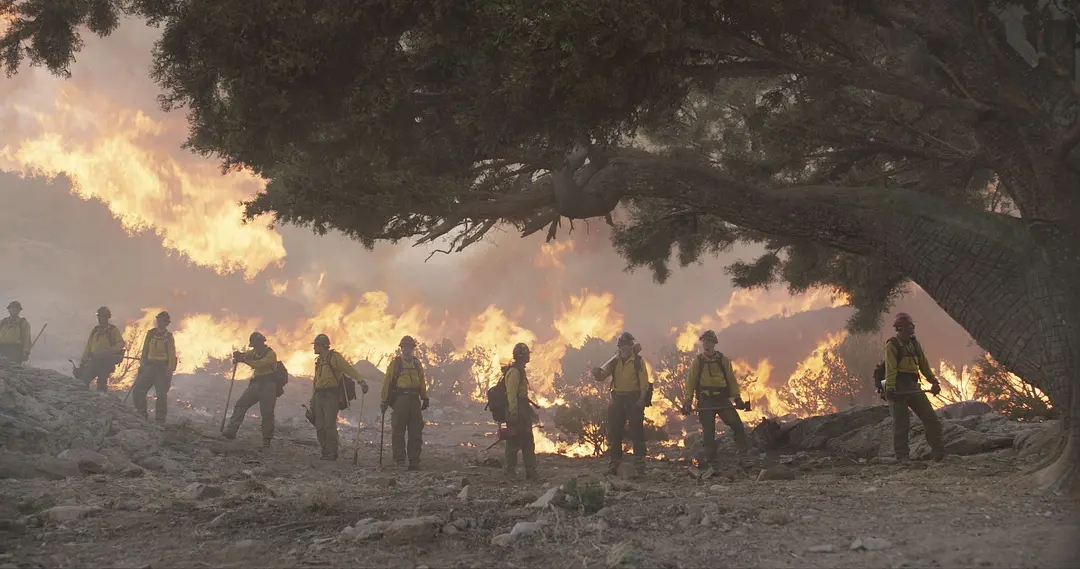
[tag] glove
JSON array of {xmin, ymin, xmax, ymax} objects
[
  {"xmin": 680, "ymin": 403, "xmax": 692, "ymax": 416},
  {"xmin": 734, "ymin": 397, "xmax": 748, "ymax": 411},
  {"xmin": 232, "ymin": 350, "xmax": 243, "ymax": 364},
  {"xmin": 929, "ymin": 382, "xmax": 941, "ymax": 396},
  {"xmin": 360, "ymin": 381, "xmax": 369, "ymax": 395},
  {"xmin": 591, "ymin": 367, "xmax": 604, "ymax": 381},
  {"xmin": 421, "ymin": 397, "xmax": 430, "ymax": 411},
  {"xmin": 380, "ymin": 402, "xmax": 389, "ymax": 413},
  {"xmin": 637, "ymin": 396, "xmax": 647, "ymax": 409}
]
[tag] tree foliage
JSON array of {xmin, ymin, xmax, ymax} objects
[{"xmin": 971, "ymin": 354, "xmax": 1057, "ymax": 421}]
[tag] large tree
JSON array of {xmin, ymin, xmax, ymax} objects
[{"xmin": 3, "ymin": 0, "xmax": 1079, "ymax": 494}]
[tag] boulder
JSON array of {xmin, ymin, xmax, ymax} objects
[
  {"xmin": 383, "ymin": 516, "xmax": 441, "ymax": 545},
  {"xmin": 912, "ymin": 423, "xmax": 1015, "ymax": 459},
  {"xmin": 936, "ymin": 400, "xmax": 994, "ymax": 420},
  {"xmin": 43, "ymin": 506, "xmax": 101, "ymax": 523},
  {"xmin": 57, "ymin": 448, "xmax": 113, "ymax": 474},
  {"xmin": 0, "ymin": 450, "xmax": 81, "ymax": 480},
  {"xmin": 786, "ymin": 405, "xmax": 891, "ymax": 450},
  {"xmin": 749, "ymin": 419, "xmax": 785, "ymax": 450}
]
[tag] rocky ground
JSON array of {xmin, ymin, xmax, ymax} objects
[{"xmin": 0, "ymin": 361, "xmax": 1077, "ymax": 569}]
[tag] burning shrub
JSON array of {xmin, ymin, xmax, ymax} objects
[
  {"xmin": 969, "ymin": 354, "xmax": 1055, "ymax": 421},
  {"xmin": 552, "ymin": 384, "xmax": 608, "ymax": 457}
]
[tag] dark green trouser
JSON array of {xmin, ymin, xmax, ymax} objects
[
  {"xmin": 505, "ymin": 403, "xmax": 536, "ymax": 476},
  {"xmin": 891, "ymin": 386, "xmax": 945, "ymax": 459},
  {"xmin": 85, "ymin": 355, "xmax": 117, "ymax": 392},
  {"xmin": 607, "ymin": 393, "xmax": 646, "ymax": 467},
  {"xmin": 0, "ymin": 344, "xmax": 24, "ymax": 364},
  {"xmin": 224, "ymin": 377, "xmax": 277, "ymax": 442},
  {"xmin": 132, "ymin": 361, "xmax": 172, "ymax": 421},
  {"xmin": 698, "ymin": 394, "xmax": 748, "ymax": 463},
  {"xmin": 391, "ymin": 393, "xmax": 424, "ymax": 466},
  {"xmin": 313, "ymin": 389, "xmax": 340, "ymax": 458}
]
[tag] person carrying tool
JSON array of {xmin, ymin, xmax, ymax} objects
[
  {"xmin": 222, "ymin": 332, "xmax": 279, "ymax": 447},
  {"xmin": 131, "ymin": 311, "xmax": 178, "ymax": 423},
  {"xmin": 0, "ymin": 301, "xmax": 31, "ymax": 364},
  {"xmin": 681, "ymin": 330, "xmax": 750, "ymax": 467},
  {"xmin": 592, "ymin": 332, "xmax": 650, "ymax": 477},
  {"xmin": 504, "ymin": 342, "xmax": 538, "ymax": 481},
  {"xmin": 80, "ymin": 306, "xmax": 125, "ymax": 392},
  {"xmin": 311, "ymin": 333, "xmax": 369, "ymax": 461},
  {"xmin": 380, "ymin": 335, "xmax": 429, "ymax": 470},
  {"xmin": 884, "ymin": 313, "xmax": 946, "ymax": 461}
]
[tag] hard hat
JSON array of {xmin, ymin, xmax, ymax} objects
[
  {"xmin": 6, "ymin": 301, "xmax": 21, "ymax": 310},
  {"xmin": 617, "ymin": 332, "xmax": 636, "ymax": 346},
  {"xmin": 313, "ymin": 333, "xmax": 331, "ymax": 346},
  {"xmin": 512, "ymin": 343, "xmax": 530, "ymax": 359},
  {"xmin": 156, "ymin": 311, "xmax": 171, "ymax": 323},
  {"xmin": 96, "ymin": 306, "xmax": 112, "ymax": 318},
  {"xmin": 249, "ymin": 331, "xmax": 267, "ymax": 345},
  {"xmin": 699, "ymin": 330, "xmax": 718, "ymax": 343},
  {"xmin": 893, "ymin": 313, "xmax": 914, "ymax": 328},
  {"xmin": 399, "ymin": 335, "xmax": 417, "ymax": 347}
]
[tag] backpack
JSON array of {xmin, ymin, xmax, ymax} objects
[
  {"xmin": 608, "ymin": 355, "xmax": 654, "ymax": 407},
  {"xmin": 484, "ymin": 366, "xmax": 511, "ymax": 423},
  {"xmin": 271, "ymin": 360, "xmax": 289, "ymax": 398},
  {"xmin": 692, "ymin": 352, "xmax": 731, "ymax": 400},
  {"xmin": 872, "ymin": 338, "xmax": 906, "ymax": 395}
]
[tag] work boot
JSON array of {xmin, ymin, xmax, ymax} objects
[
  {"xmin": 262, "ymin": 438, "xmax": 272, "ymax": 448},
  {"xmin": 154, "ymin": 418, "xmax": 166, "ymax": 425},
  {"xmin": 634, "ymin": 463, "xmax": 646, "ymax": 477},
  {"xmin": 504, "ymin": 469, "xmax": 518, "ymax": 481},
  {"xmin": 525, "ymin": 469, "xmax": 539, "ymax": 481},
  {"xmin": 407, "ymin": 461, "xmax": 420, "ymax": 471},
  {"xmin": 222, "ymin": 430, "xmax": 237, "ymax": 440},
  {"xmin": 930, "ymin": 450, "xmax": 945, "ymax": 462}
]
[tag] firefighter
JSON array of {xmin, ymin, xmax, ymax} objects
[
  {"xmin": 884, "ymin": 313, "xmax": 945, "ymax": 461},
  {"xmin": 504, "ymin": 342, "xmax": 538, "ymax": 481},
  {"xmin": 222, "ymin": 332, "xmax": 279, "ymax": 447},
  {"xmin": 592, "ymin": 332, "xmax": 650, "ymax": 477},
  {"xmin": 311, "ymin": 333, "xmax": 369, "ymax": 461},
  {"xmin": 681, "ymin": 330, "xmax": 750, "ymax": 468},
  {"xmin": 380, "ymin": 335, "xmax": 429, "ymax": 470},
  {"xmin": 80, "ymin": 306, "xmax": 125, "ymax": 392},
  {"xmin": 0, "ymin": 301, "xmax": 31, "ymax": 363},
  {"xmin": 131, "ymin": 311, "xmax": 177, "ymax": 423}
]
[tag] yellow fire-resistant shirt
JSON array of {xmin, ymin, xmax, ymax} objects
[
  {"xmin": 381, "ymin": 356, "xmax": 426, "ymax": 402},
  {"xmin": 0, "ymin": 316, "xmax": 31, "ymax": 357},
  {"xmin": 504, "ymin": 365, "xmax": 529, "ymax": 416},
  {"xmin": 602, "ymin": 355, "xmax": 650, "ymax": 394},
  {"xmin": 140, "ymin": 327, "xmax": 177, "ymax": 372},
  {"xmin": 81, "ymin": 324, "xmax": 125, "ymax": 364},
  {"xmin": 240, "ymin": 346, "xmax": 278, "ymax": 377},
  {"xmin": 313, "ymin": 350, "xmax": 365, "ymax": 391},
  {"xmin": 884, "ymin": 336, "xmax": 936, "ymax": 390},
  {"xmin": 684, "ymin": 351, "xmax": 740, "ymax": 401}
]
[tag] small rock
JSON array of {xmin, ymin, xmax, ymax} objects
[
  {"xmin": 183, "ymin": 483, "xmax": 225, "ymax": 501},
  {"xmin": 120, "ymin": 465, "xmax": 145, "ymax": 478},
  {"xmin": 91, "ymin": 474, "xmax": 108, "ymax": 483},
  {"xmin": 340, "ymin": 520, "xmax": 381, "ymax": 541},
  {"xmin": 676, "ymin": 515, "xmax": 695, "ymax": 530},
  {"xmin": 870, "ymin": 456, "xmax": 898, "ymax": 465},
  {"xmin": 758, "ymin": 510, "xmax": 792, "ymax": 525},
  {"xmin": 57, "ymin": 449, "xmax": 112, "ymax": 474},
  {"xmin": 136, "ymin": 456, "xmax": 166, "ymax": 472},
  {"xmin": 709, "ymin": 484, "xmax": 729, "ymax": 493},
  {"xmin": 490, "ymin": 533, "xmax": 514, "ymax": 547},
  {"xmin": 207, "ymin": 513, "xmax": 229, "ymax": 528},
  {"xmin": 595, "ymin": 507, "xmax": 613, "ymax": 518},
  {"xmin": 589, "ymin": 518, "xmax": 611, "ymax": 532},
  {"xmin": 234, "ymin": 539, "xmax": 256, "ymax": 549},
  {"xmin": 459, "ymin": 477, "xmax": 470, "ymax": 489},
  {"xmin": 700, "ymin": 514, "xmax": 712, "ymax": 526},
  {"xmin": 510, "ymin": 521, "xmax": 539, "ymax": 538},
  {"xmin": 383, "ymin": 516, "xmax": 441, "ymax": 545},
  {"xmin": 442, "ymin": 524, "xmax": 460, "ymax": 535},
  {"xmin": 850, "ymin": 537, "xmax": 892, "ymax": 551},
  {"xmin": 528, "ymin": 486, "xmax": 565, "ymax": 509},
  {"xmin": 458, "ymin": 486, "xmax": 472, "ymax": 500},
  {"xmin": 370, "ymin": 477, "xmax": 397, "ymax": 489},
  {"xmin": 808, "ymin": 544, "xmax": 836, "ymax": 553},
  {"xmin": 757, "ymin": 465, "xmax": 796, "ymax": 481},
  {"xmin": 43, "ymin": 506, "xmax": 100, "ymax": 523},
  {"xmin": 451, "ymin": 518, "xmax": 470, "ymax": 531}
]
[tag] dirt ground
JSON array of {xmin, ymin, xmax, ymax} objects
[{"xmin": 1, "ymin": 399, "xmax": 1077, "ymax": 569}]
